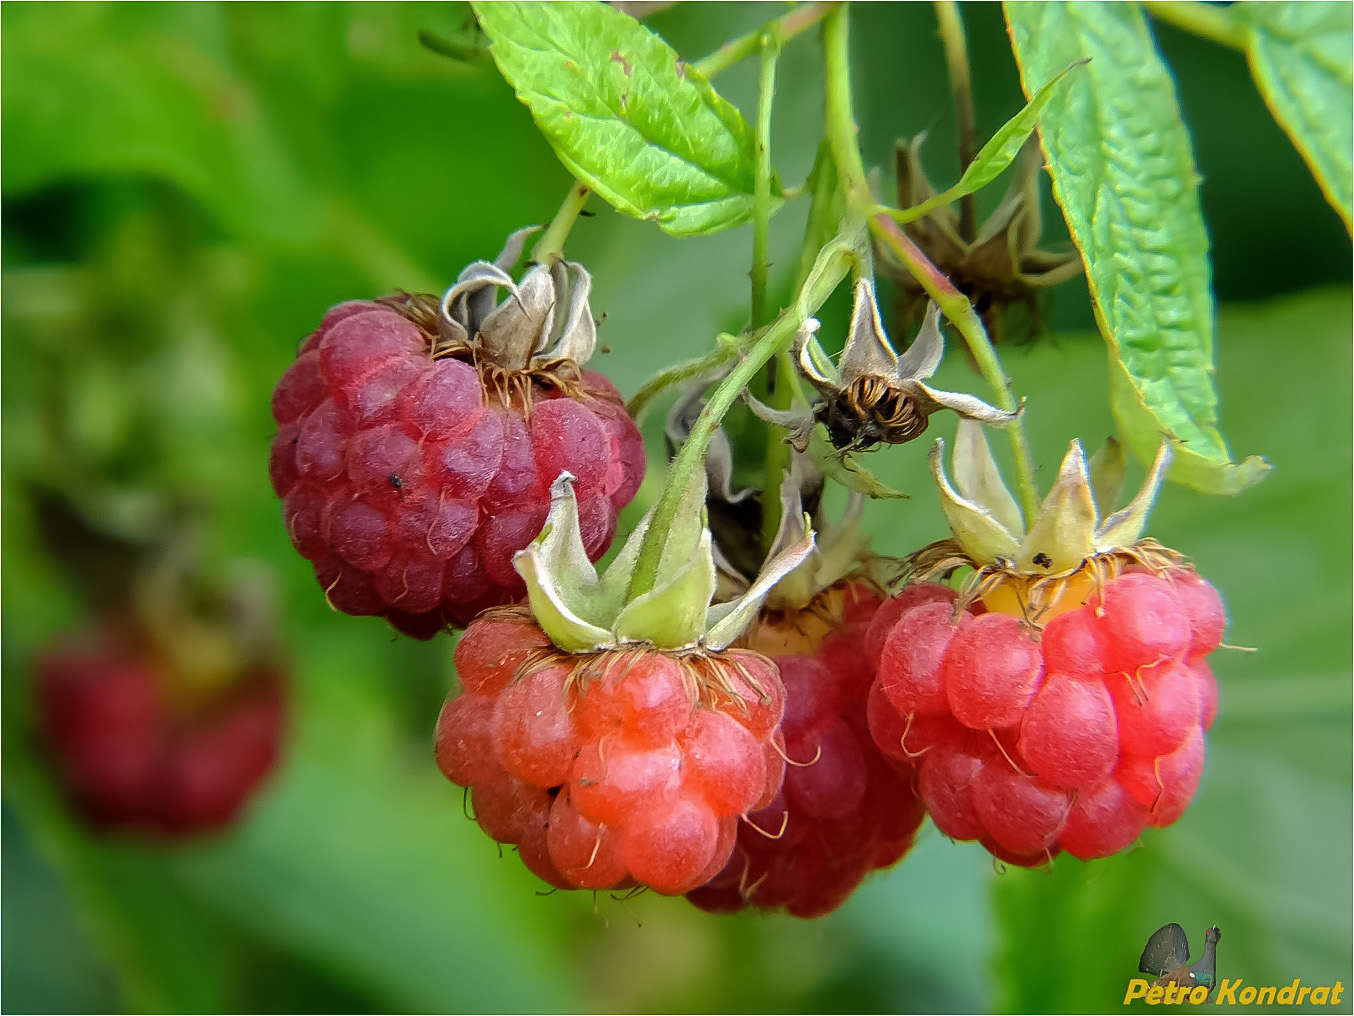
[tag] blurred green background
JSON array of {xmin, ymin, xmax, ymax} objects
[{"xmin": 3, "ymin": 3, "xmax": 1349, "ymax": 1012}]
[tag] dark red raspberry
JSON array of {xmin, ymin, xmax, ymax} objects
[
  {"xmin": 270, "ymin": 285, "xmax": 645, "ymax": 638},
  {"xmin": 686, "ymin": 581, "xmax": 925, "ymax": 918},
  {"xmin": 37, "ymin": 632, "xmax": 285, "ymax": 835},
  {"xmin": 435, "ymin": 607, "xmax": 784, "ymax": 896},
  {"xmin": 868, "ymin": 567, "xmax": 1223, "ymax": 865}
]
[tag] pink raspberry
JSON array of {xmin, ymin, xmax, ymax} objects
[
  {"xmin": 270, "ymin": 278, "xmax": 645, "ymax": 639},
  {"xmin": 435, "ymin": 607, "xmax": 784, "ymax": 896},
  {"xmin": 867, "ymin": 569, "xmax": 1223, "ymax": 865},
  {"xmin": 686, "ymin": 582, "xmax": 925, "ymax": 918},
  {"xmin": 37, "ymin": 631, "xmax": 286, "ymax": 835}
]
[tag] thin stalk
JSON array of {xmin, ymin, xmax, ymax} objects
[
  {"xmin": 752, "ymin": 32, "xmax": 783, "ymax": 551},
  {"xmin": 626, "ymin": 342, "xmax": 740, "ymax": 421},
  {"xmin": 694, "ymin": 1, "xmax": 840, "ymax": 78},
  {"xmin": 760, "ymin": 142, "xmax": 837, "ymax": 557},
  {"xmin": 751, "ymin": 34, "xmax": 780, "ymax": 331},
  {"xmin": 824, "ymin": 2, "xmax": 1040, "ymax": 521},
  {"xmin": 934, "ymin": 1, "xmax": 978, "ymax": 242},
  {"xmin": 628, "ymin": 254, "xmax": 852, "ymax": 601},
  {"xmin": 870, "ymin": 214, "xmax": 1040, "ymax": 522},
  {"xmin": 1143, "ymin": 0, "xmax": 1248, "ymax": 51},
  {"xmin": 822, "ymin": 6, "xmax": 872, "ymax": 208},
  {"xmin": 530, "ymin": 182, "xmax": 590, "ymax": 264}
]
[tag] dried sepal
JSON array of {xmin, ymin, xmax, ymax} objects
[
  {"xmin": 1017, "ymin": 441, "xmax": 1098, "ymax": 572},
  {"xmin": 1087, "ymin": 436, "xmax": 1128, "ymax": 518},
  {"xmin": 1096, "ymin": 442, "xmax": 1173, "ymax": 550},
  {"xmin": 953, "ymin": 418, "xmax": 1024, "ymax": 539},
  {"xmin": 930, "ymin": 437, "xmax": 1022, "ymax": 563},
  {"xmin": 883, "ymin": 135, "xmax": 1081, "ymax": 346},
  {"xmin": 796, "ymin": 279, "xmax": 1015, "ymax": 452},
  {"xmin": 931, "ymin": 420, "xmax": 1175, "ymax": 574},
  {"xmin": 436, "ymin": 228, "xmax": 598, "ymax": 372}
]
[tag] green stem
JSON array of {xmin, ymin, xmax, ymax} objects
[
  {"xmin": 760, "ymin": 142, "xmax": 837, "ymax": 557},
  {"xmin": 934, "ymin": 0, "xmax": 978, "ymax": 242},
  {"xmin": 870, "ymin": 214, "xmax": 1040, "ymax": 522},
  {"xmin": 694, "ymin": 1, "xmax": 841, "ymax": 78},
  {"xmin": 530, "ymin": 182, "xmax": 590, "ymax": 264},
  {"xmin": 1143, "ymin": 0, "xmax": 1248, "ymax": 51},
  {"xmin": 751, "ymin": 34, "xmax": 779, "ymax": 331},
  {"xmin": 751, "ymin": 34, "xmax": 782, "ymax": 552},
  {"xmin": 822, "ymin": 6, "xmax": 872, "ymax": 208},
  {"xmin": 628, "ymin": 254, "xmax": 852, "ymax": 601},
  {"xmin": 626, "ymin": 342, "xmax": 740, "ymax": 421},
  {"xmin": 823, "ymin": 2, "xmax": 1040, "ymax": 522}
]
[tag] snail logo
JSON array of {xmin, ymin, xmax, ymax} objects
[
  {"xmin": 1129, "ymin": 923, "xmax": 1220, "ymax": 1004},
  {"xmin": 1123, "ymin": 923, "xmax": 1347, "ymax": 1007}
]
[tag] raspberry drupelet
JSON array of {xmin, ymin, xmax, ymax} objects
[
  {"xmin": 37, "ymin": 627, "xmax": 285, "ymax": 836},
  {"xmin": 434, "ymin": 461, "xmax": 817, "ymax": 897},
  {"xmin": 269, "ymin": 232, "xmax": 645, "ymax": 638},
  {"xmin": 868, "ymin": 423, "xmax": 1225, "ymax": 866},
  {"xmin": 688, "ymin": 576, "xmax": 926, "ymax": 918},
  {"xmin": 437, "ymin": 607, "xmax": 785, "ymax": 895}
]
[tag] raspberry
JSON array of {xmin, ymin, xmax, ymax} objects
[
  {"xmin": 435, "ymin": 607, "xmax": 784, "ymax": 896},
  {"xmin": 686, "ymin": 581, "xmax": 926, "ymax": 918},
  {"xmin": 270, "ymin": 263, "xmax": 645, "ymax": 639},
  {"xmin": 868, "ymin": 568, "xmax": 1224, "ymax": 864},
  {"xmin": 36, "ymin": 632, "xmax": 285, "ymax": 835}
]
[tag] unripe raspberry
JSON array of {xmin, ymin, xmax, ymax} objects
[
  {"xmin": 37, "ymin": 632, "xmax": 285, "ymax": 836},
  {"xmin": 687, "ymin": 580, "xmax": 926, "ymax": 919},
  {"xmin": 271, "ymin": 251, "xmax": 645, "ymax": 639},
  {"xmin": 436, "ymin": 608, "xmax": 784, "ymax": 897}
]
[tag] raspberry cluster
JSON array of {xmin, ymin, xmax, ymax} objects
[
  {"xmin": 38, "ymin": 636, "xmax": 285, "ymax": 835},
  {"xmin": 435, "ymin": 608, "xmax": 786, "ymax": 895},
  {"xmin": 688, "ymin": 582, "xmax": 925, "ymax": 917},
  {"xmin": 867, "ymin": 568, "xmax": 1223, "ymax": 865},
  {"xmin": 269, "ymin": 300, "xmax": 644, "ymax": 638}
]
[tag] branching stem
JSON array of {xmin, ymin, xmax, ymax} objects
[
  {"xmin": 694, "ymin": 1, "xmax": 840, "ymax": 78},
  {"xmin": 823, "ymin": 3, "xmax": 1041, "ymax": 523}
]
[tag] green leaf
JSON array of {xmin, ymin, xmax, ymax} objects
[
  {"xmin": 472, "ymin": 1, "xmax": 776, "ymax": 237},
  {"xmin": 893, "ymin": 59, "xmax": 1088, "ymax": 225},
  {"xmin": 1005, "ymin": 1, "xmax": 1270, "ymax": 496},
  {"xmin": 1236, "ymin": 2, "xmax": 1353, "ymax": 233}
]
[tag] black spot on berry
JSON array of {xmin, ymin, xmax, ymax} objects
[{"xmin": 388, "ymin": 473, "xmax": 404, "ymax": 491}]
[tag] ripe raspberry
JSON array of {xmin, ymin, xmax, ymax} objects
[
  {"xmin": 36, "ymin": 631, "xmax": 285, "ymax": 835},
  {"xmin": 435, "ymin": 607, "xmax": 785, "ymax": 896},
  {"xmin": 686, "ymin": 580, "xmax": 926, "ymax": 919},
  {"xmin": 270, "ymin": 250, "xmax": 645, "ymax": 638},
  {"xmin": 868, "ymin": 566, "xmax": 1223, "ymax": 865}
]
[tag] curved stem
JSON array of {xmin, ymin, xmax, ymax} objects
[
  {"xmin": 530, "ymin": 182, "xmax": 590, "ymax": 264},
  {"xmin": 626, "ymin": 342, "xmax": 740, "ymax": 421},
  {"xmin": 870, "ymin": 214, "xmax": 1040, "ymax": 522},
  {"xmin": 694, "ymin": 1, "xmax": 840, "ymax": 78},
  {"xmin": 751, "ymin": 33, "xmax": 779, "ymax": 330},
  {"xmin": 628, "ymin": 253, "xmax": 852, "ymax": 600},
  {"xmin": 822, "ymin": 6, "xmax": 871, "ymax": 208},
  {"xmin": 934, "ymin": 0, "xmax": 977, "ymax": 242},
  {"xmin": 823, "ymin": 2, "xmax": 1040, "ymax": 522}
]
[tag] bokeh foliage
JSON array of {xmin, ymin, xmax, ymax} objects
[{"xmin": 3, "ymin": 3, "xmax": 1349, "ymax": 1012}]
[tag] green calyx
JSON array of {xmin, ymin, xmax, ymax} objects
[
  {"xmin": 515, "ymin": 472, "xmax": 815, "ymax": 654},
  {"xmin": 932, "ymin": 418, "xmax": 1174, "ymax": 573}
]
